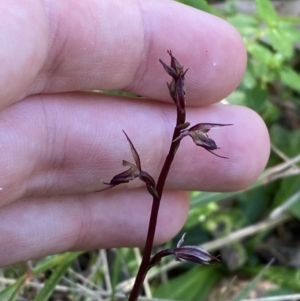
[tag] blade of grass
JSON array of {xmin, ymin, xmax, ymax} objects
[
  {"xmin": 233, "ymin": 259, "xmax": 275, "ymax": 301},
  {"xmin": 33, "ymin": 251, "xmax": 83, "ymax": 275},
  {"xmin": 7, "ymin": 276, "xmax": 26, "ymax": 301},
  {"xmin": 33, "ymin": 252, "xmax": 81, "ymax": 301},
  {"xmin": 111, "ymin": 249, "xmax": 122, "ymax": 301},
  {"xmin": 0, "ymin": 276, "xmax": 26, "ymax": 301}
]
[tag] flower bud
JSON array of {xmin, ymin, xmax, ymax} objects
[
  {"xmin": 148, "ymin": 233, "xmax": 219, "ymax": 269},
  {"xmin": 174, "ymin": 233, "xmax": 220, "ymax": 264},
  {"xmin": 160, "ymin": 51, "xmax": 188, "ymax": 114}
]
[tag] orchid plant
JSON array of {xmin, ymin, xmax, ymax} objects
[{"xmin": 101, "ymin": 51, "xmax": 231, "ymax": 301}]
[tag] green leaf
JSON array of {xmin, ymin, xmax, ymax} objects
[
  {"xmin": 153, "ymin": 266, "xmax": 222, "ymax": 301},
  {"xmin": 0, "ymin": 276, "xmax": 26, "ymax": 301},
  {"xmin": 190, "ymin": 191, "xmax": 238, "ymax": 208},
  {"xmin": 176, "ymin": 0, "xmax": 217, "ymax": 15},
  {"xmin": 271, "ymin": 125, "xmax": 300, "ymax": 157},
  {"xmin": 278, "ymin": 22, "xmax": 300, "ymax": 44},
  {"xmin": 227, "ymin": 90, "xmax": 246, "ymax": 106},
  {"xmin": 111, "ymin": 250, "xmax": 122, "ymax": 301},
  {"xmin": 265, "ymin": 27, "xmax": 293, "ymax": 59},
  {"xmin": 247, "ymin": 43, "xmax": 279, "ymax": 68},
  {"xmin": 279, "ymin": 66, "xmax": 300, "ymax": 93},
  {"xmin": 33, "ymin": 252, "xmax": 83, "ymax": 275},
  {"xmin": 34, "ymin": 252, "xmax": 81, "ymax": 301},
  {"xmin": 8, "ymin": 276, "xmax": 26, "ymax": 301},
  {"xmin": 244, "ymin": 84, "xmax": 269, "ymax": 111},
  {"xmin": 255, "ymin": 0, "xmax": 278, "ymax": 25},
  {"xmin": 243, "ymin": 67, "xmax": 257, "ymax": 89},
  {"xmin": 186, "ymin": 201, "xmax": 218, "ymax": 228},
  {"xmin": 227, "ymin": 14, "xmax": 258, "ymax": 37}
]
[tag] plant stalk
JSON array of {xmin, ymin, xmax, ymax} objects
[{"xmin": 128, "ymin": 106, "xmax": 185, "ymax": 301}]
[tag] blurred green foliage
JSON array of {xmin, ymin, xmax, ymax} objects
[{"xmin": 156, "ymin": 0, "xmax": 300, "ymax": 300}]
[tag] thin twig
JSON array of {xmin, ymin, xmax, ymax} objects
[
  {"xmin": 68, "ymin": 267, "xmax": 105, "ymax": 293},
  {"xmin": 270, "ymin": 190, "xmax": 300, "ymax": 218},
  {"xmin": 262, "ymin": 153, "xmax": 300, "ymax": 183},
  {"xmin": 271, "ymin": 144, "xmax": 291, "ymax": 162},
  {"xmin": 201, "ymin": 213, "xmax": 292, "ymax": 251}
]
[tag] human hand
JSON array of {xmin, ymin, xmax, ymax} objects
[{"xmin": 0, "ymin": 0, "xmax": 270, "ymax": 266}]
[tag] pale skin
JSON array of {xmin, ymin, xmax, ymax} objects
[{"xmin": 0, "ymin": 0, "xmax": 270, "ymax": 266}]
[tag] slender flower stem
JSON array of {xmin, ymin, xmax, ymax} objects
[{"xmin": 128, "ymin": 103, "xmax": 185, "ymax": 301}]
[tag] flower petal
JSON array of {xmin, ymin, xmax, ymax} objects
[
  {"xmin": 159, "ymin": 59, "xmax": 178, "ymax": 78},
  {"xmin": 174, "ymin": 245, "xmax": 220, "ymax": 264},
  {"xmin": 176, "ymin": 232, "xmax": 186, "ymax": 248},
  {"xmin": 188, "ymin": 130, "xmax": 218, "ymax": 150},
  {"xmin": 168, "ymin": 50, "xmax": 184, "ymax": 75},
  {"xmin": 104, "ymin": 168, "xmax": 139, "ymax": 185},
  {"xmin": 122, "ymin": 130, "xmax": 141, "ymax": 171},
  {"xmin": 189, "ymin": 123, "xmax": 233, "ymax": 133}
]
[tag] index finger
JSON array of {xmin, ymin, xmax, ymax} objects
[{"xmin": 1, "ymin": 0, "xmax": 246, "ymax": 109}]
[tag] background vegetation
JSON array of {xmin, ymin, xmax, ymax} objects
[{"xmin": 1, "ymin": 0, "xmax": 300, "ymax": 300}]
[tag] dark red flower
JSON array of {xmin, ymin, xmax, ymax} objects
[
  {"xmin": 100, "ymin": 131, "xmax": 158, "ymax": 197},
  {"xmin": 160, "ymin": 50, "xmax": 188, "ymax": 113},
  {"xmin": 148, "ymin": 233, "xmax": 219, "ymax": 269},
  {"xmin": 173, "ymin": 123, "xmax": 233, "ymax": 158},
  {"xmin": 174, "ymin": 233, "xmax": 220, "ymax": 264}
]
